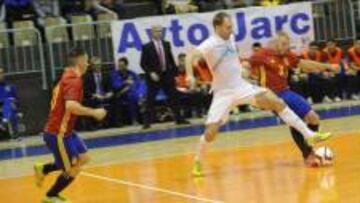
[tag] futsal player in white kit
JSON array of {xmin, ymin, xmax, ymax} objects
[{"xmin": 185, "ymin": 12, "xmax": 333, "ymax": 176}]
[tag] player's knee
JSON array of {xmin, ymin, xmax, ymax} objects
[
  {"xmin": 274, "ymin": 99, "xmax": 286, "ymax": 111},
  {"xmin": 305, "ymin": 111, "xmax": 320, "ymax": 125},
  {"xmin": 204, "ymin": 124, "xmax": 220, "ymax": 142},
  {"xmin": 268, "ymin": 96, "xmax": 286, "ymax": 112},
  {"xmin": 204, "ymin": 130, "xmax": 216, "ymax": 142}
]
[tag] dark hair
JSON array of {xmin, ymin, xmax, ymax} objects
[
  {"xmin": 327, "ymin": 38, "xmax": 337, "ymax": 44},
  {"xmin": 118, "ymin": 57, "xmax": 129, "ymax": 65},
  {"xmin": 68, "ymin": 47, "xmax": 87, "ymax": 66},
  {"xmin": 252, "ymin": 42, "xmax": 262, "ymax": 48},
  {"xmin": 213, "ymin": 12, "xmax": 230, "ymax": 28},
  {"xmin": 178, "ymin": 53, "xmax": 186, "ymax": 58},
  {"xmin": 309, "ymin": 41, "xmax": 318, "ymax": 47}
]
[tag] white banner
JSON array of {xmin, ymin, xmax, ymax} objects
[{"xmin": 111, "ymin": 2, "xmax": 314, "ymax": 72}]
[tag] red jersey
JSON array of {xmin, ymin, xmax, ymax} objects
[
  {"xmin": 44, "ymin": 68, "xmax": 83, "ymax": 137},
  {"xmin": 323, "ymin": 47, "xmax": 343, "ymax": 65},
  {"xmin": 194, "ymin": 59, "xmax": 212, "ymax": 83},
  {"xmin": 348, "ymin": 47, "xmax": 360, "ymax": 67},
  {"xmin": 250, "ymin": 48, "xmax": 299, "ymax": 93},
  {"xmin": 302, "ymin": 50, "xmax": 325, "ymax": 62}
]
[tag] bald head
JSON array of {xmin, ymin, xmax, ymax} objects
[
  {"xmin": 151, "ymin": 25, "xmax": 163, "ymax": 41},
  {"xmin": 274, "ymin": 31, "xmax": 290, "ymax": 55}
]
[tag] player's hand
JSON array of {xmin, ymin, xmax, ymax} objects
[
  {"xmin": 150, "ymin": 72, "xmax": 160, "ymax": 82},
  {"xmin": 93, "ymin": 108, "xmax": 107, "ymax": 121},
  {"xmin": 125, "ymin": 79, "xmax": 134, "ymax": 85},
  {"xmin": 328, "ymin": 64, "xmax": 340, "ymax": 73}
]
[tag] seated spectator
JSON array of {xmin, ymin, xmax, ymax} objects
[
  {"xmin": 346, "ymin": 38, "xmax": 360, "ymax": 100},
  {"xmin": 60, "ymin": 0, "xmax": 117, "ymax": 19},
  {"xmin": 162, "ymin": 0, "xmax": 176, "ymax": 14},
  {"xmin": 300, "ymin": 41, "xmax": 327, "ymax": 103},
  {"xmin": 111, "ymin": 57, "xmax": 144, "ymax": 125},
  {"xmin": 256, "ymin": 0, "xmax": 281, "ymax": 6},
  {"xmin": 100, "ymin": 0, "xmax": 126, "ymax": 19},
  {"xmin": 83, "ymin": 57, "xmax": 114, "ymax": 130},
  {"xmin": 193, "ymin": 57, "xmax": 213, "ymax": 111},
  {"xmin": 0, "ymin": 68, "xmax": 19, "ymax": 137},
  {"xmin": 163, "ymin": 0, "xmax": 198, "ymax": 14},
  {"xmin": 289, "ymin": 65, "xmax": 310, "ymax": 103},
  {"xmin": 252, "ymin": 42, "xmax": 262, "ymax": 53},
  {"xmin": 192, "ymin": 0, "xmax": 226, "ymax": 12},
  {"xmin": 193, "ymin": 57, "xmax": 212, "ymax": 87},
  {"xmin": 175, "ymin": 53, "xmax": 207, "ymax": 117},
  {"xmin": 241, "ymin": 42, "xmax": 262, "ymax": 79},
  {"xmin": 152, "ymin": 0, "xmax": 163, "ymax": 15},
  {"xmin": 323, "ymin": 39, "xmax": 344, "ymax": 101},
  {"xmin": 223, "ymin": 0, "xmax": 246, "ymax": 8},
  {"xmin": 0, "ymin": 0, "xmax": 42, "ymax": 25},
  {"xmin": 33, "ymin": 0, "xmax": 60, "ymax": 17}
]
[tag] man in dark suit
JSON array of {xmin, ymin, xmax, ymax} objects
[
  {"xmin": 140, "ymin": 25, "xmax": 189, "ymax": 129},
  {"xmin": 83, "ymin": 56, "xmax": 113, "ymax": 129}
]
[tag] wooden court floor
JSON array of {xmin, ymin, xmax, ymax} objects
[{"xmin": 1, "ymin": 116, "xmax": 360, "ymax": 203}]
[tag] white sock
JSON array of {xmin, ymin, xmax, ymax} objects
[
  {"xmin": 194, "ymin": 135, "xmax": 210, "ymax": 163},
  {"xmin": 278, "ymin": 107, "xmax": 315, "ymax": 138}
]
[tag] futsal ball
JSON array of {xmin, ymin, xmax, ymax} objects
[{"xmin": 315, "ymin": 146, "xmax": 334, "ymax": 166}]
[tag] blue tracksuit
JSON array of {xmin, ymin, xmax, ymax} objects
[
  {"xmin": 0, "ymin": 82, "xmax": 18, "ymax": 133},
  {"xmin": 111, "ymin": 69, "xmax": 143, "ymax": 122}
]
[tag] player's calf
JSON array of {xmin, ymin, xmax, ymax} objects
[
  {"xmin": 204, "ymin": 123, "xmax": 221, "ymax": 142},
  {"xmin": 304, "ymin": 111, "xmax": 320, "ymax": 126}
]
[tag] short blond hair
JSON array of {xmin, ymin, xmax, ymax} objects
[{"xmin": 276, "ymin": 31, "xmax": 290, "ymax": 40}]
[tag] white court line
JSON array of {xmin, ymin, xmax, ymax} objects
[{"xmin": 81, "ymin": 171, "xmax": 224, "ymax": 203}]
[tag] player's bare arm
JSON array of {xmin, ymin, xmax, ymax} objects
[
  {"xmin": 65, "ymin": 100, "xmax": 107, "ymax": 121},
  {"xmin": 185, "ymin": 48, "xmax": 203, "ymax": 88},
  {"xmin": 349, "ymin": 62, "xmax": 360, "ymax": 72},
  {"xmin": 297, "ymin": 59, "xmax": 333, "ymax": 73}
]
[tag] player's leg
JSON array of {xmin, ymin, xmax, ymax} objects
[
  {"xmin": 1, "ymin": 99, "xmax": 16, "ymax": 136},
  {"xmin": 277, "ymin": 90, "xmax": 321, "ymax": 164},
  {"xmin": 44, "ymin": 133, "xmax": 88, "ymax": 203},
  {"xmin": 67, "ymin": 133, "xmax": 90, "ymax": 177},
  {"xmin": 193, "ymin": 122, "xmax": 221, "ymax": 176},
  {"xmin": 251, "ymin": 89, "xmax": 331, "ymax": 144},
  {"xmin": 302, "ymin": 110, "xmax": 324, "ymax": 167},
  {"xmin": 192, "ymin": 91, "xmax": 233, "ymax": 176},
  {"xmin": 34, "ymin": 133, "xmax": 61, "ymax": 188}
]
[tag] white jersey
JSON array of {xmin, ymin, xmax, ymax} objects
[{"xmin": 197, "ymin": 34, "xmax": 246, "ymax": 92}]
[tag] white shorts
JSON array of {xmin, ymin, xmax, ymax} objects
[{"xmin": 206, "ymin": 83, "xmax": 267, "ymax": 125}]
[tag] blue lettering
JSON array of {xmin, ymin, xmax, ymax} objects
[
  {"xmin": 251, "ymin": 17, "xmax": 271, "ymax": 39},
  {"xmin": 275, "ymin": 15, "xmax": 288, "ymax": 32},
  {"xmin": 290, "ymin": 13, "xmax": 310, "ymax": 34},
  {"xmin": 235, "ymin": 12, "xmax": 246, "ymax": 41},
  {"xmin": 117, "ymin": 23, "xmax": 142, "ymax": 53},
  {"xmin": 169, "ymin": 19, "xmax": 184, "ymax": 47},
  {"xmin": 187, "ymin": 24, "xmax": 209, "ymax": 45}
]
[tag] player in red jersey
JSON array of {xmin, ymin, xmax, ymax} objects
[
  {"xmin": 250, "ymin": 32, "xmax": 333, "ymax": 167},
  {"xmin": 34, "ymin": 48, "xmax": 107, "ymax": 203}
]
